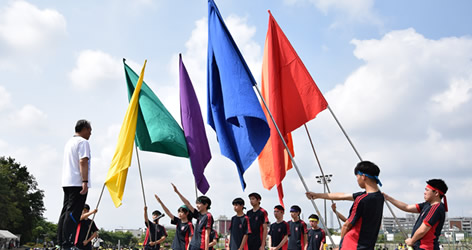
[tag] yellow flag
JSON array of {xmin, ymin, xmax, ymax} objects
[{"xmin": 105, "ymin": 60, "xmax": 147, "ymax": 207}]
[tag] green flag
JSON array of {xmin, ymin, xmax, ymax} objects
[{"xmin": 124, "ymin": 60, "xmax": 189, "ymax": 157}]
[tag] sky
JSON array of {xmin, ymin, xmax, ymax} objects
[{"xmin": 1, "ymin": 0, "xmax": 472, "ymax": 232}]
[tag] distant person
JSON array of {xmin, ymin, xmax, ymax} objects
[
  {"xmin": 58, "ymin": 119, "xmax": 92, "ymax": 249},
  {"xmin": 306, "ymin": 161, "xmax": 384, "ymax": 249},
  {"xmin": 246, "ymin": 193, "xmax": 269, "ymax": 250},
  {"xmin": 288, "ymin": 205, "xmax": 307, "ymax": 250},
  {"xmin": 155, "ymin": 194, "xmax": 194, "ymax": 250},
  {"xmin": 75, "ymin": 204, "xmax": 98, "ymax": 250},
  {"xmin": 268, "ymin": 205, "xmax": 290, "ymax": 250},
  {"xmin": 228, "ymin": 198, "xmax": 251, "ymax": 250},
  {"xmin": 143, "ymin": 206, "xmax": 167, "ymax": 250},
  {"xmin": 306, "ymin": 214, "xmax": 325, "ymax": 250},
  {"xmin": 384, "ymin": 179, "xmax": 448, "ymax": 250},
  {"xmin": 173, "ymin": 183, "xmax": 213, "ymax": 250}
]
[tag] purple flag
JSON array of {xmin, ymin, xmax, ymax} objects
[{"xmin": 179, "ymin": 54, "xmax": 212, "ymax": 194}]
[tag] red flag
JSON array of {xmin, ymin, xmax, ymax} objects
[{"xmin": 258, "ymin": 11, "xmax": 328, "ymax": 205}]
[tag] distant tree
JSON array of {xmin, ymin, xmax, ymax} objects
[{"xmin": 0, "ymin": 156, "xmax": 45, "ymax": 243}]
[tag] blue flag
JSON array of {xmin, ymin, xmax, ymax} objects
[{"xmin": 207, "ymin": 0, "xmax": 270, "ymax": 189}]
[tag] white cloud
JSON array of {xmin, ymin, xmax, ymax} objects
[
  {"xmin": 432, "ymin": 76, "xmax": 472, "ymax": 113},
  {"xmin": 0, "ymin": 85, "xmax": 11, "ymax": 110},
  {"xmin": 0, "ymin": 0, "xmax": 66, "ymax": 51},
  {"xmin": 8, "ymin": 104, "xmax": 47, "ymax": 128},
  {"xmin": 69, "ymin": 50, "xmax": 123, "ymax": 90},
  {"xmin": 284, "ymin": 0, "xmax": 380, "ymax": 26}
]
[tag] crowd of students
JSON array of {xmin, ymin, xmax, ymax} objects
[{"xmin": 144, "ymin": 161, "xmax": 448, "ymax": 250}]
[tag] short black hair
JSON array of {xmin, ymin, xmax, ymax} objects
[
  {"xmin": 84, "ymin": 204, "xmax": 90, "ymax": 211},
  {"xmin": 354, "ymin": 161, "xmax": 380, "ymax": 177},
  {"xmin": 427, "ymin": 179, "xmax": 448, "ymax": 198},
  {"xmin": 274, "ymin": 205, "xmax": 284, "ymax": 212},
  {"xmin": 75, "ymin": 119, "xmax": 91, "ymax": 133},
  {"xmin": 232, "ymin": 197, "xmax": 245, "ymax": 206},
  {"xmin": 152, "ymin": 210, "xmax": 162, "ymax": 216},
  {"xmin": 248, "ymin": 192, "xmax": 261, "ymax": 200},
  {"xmin": 309, "ymin": 214, "xmax": 319, "ymax": 220},
  {"xmin": 196, "ymin": 195, "xmax": 212, "ymax": 209},
  {"xmin": 290, "ymin": 205, "xmax": 301, "ymax": 213}
]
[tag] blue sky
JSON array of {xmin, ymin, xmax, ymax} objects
[{"xmin": 1, "ymin": 0, "xmax": 471, "ymax": 231}]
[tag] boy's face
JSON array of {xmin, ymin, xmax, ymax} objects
[
  {"xmin": 152, "ymin": 213, "xmax": 159, "ymax": 221},
  {"xmin": 290, "ymin": 211, "xmax": 299, "ymax": 220},
  {"xmin": 424, "ymin": 186, "xmax": 438, "ymax": 202},
  {"xmin": 233, "ymin": 204, "xmax": 243, "ymax": 213},
  {"xmin": 178, "ymin": 210, "xmax": 187, "ymax": 220},
  {"xmin": 309, "ymin": 220, "xmax": 318, "ymax": 228},
  {"xmin": 273, "ymin": 208, "xmax": 284, "ymax": 220},
  {"xmin": 82, "ymin": 208, "xmax": 89, "ymax": 215},
  {"xmin": 356, "ymin": 174, "xmax": 366, "ymax": 188},
  {"xmin": 196, "ymin": 202, "xmax": 208, "ymax": 212},
  {"xmin": 249, "ymin": 197, "xmax": 260, "ymax": 207}
]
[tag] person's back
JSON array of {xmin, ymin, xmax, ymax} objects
[{"xmin": 340, "ymin": 191, "xmax": 384, "ymax": 249}]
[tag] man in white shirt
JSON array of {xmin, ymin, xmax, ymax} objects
[{"xmin": 57, "ymin": 119, "xmax": 92, "ymax": 249}]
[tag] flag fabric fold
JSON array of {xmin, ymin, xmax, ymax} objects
[
  {"xmin": 125, "ymin": 62, "xmax": 189, "ymax": 158},
  {"xmin": 258, "ymin": 11, "xmax": 328, "ymax": 205},
  {"xmin": 179, "ymin": 54, "xmax": 212, "ymax": 194},
  {"xmin": 207, "ymin": 0, "xmax": 270, "ymax": 189},
  {"xmin": 105, "ymin": 60, "xmax": 147, "ymax": 208}
]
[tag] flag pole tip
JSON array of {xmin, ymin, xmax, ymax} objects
[
  {"xmin": 268, "ymin": 10, "xmax": 271, "ymax": 14},
  {"xmin": 123, "ymin": 58, "xmax": 126, "ymax": 63}
]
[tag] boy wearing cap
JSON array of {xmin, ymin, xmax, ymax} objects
[
  {"xmin": 228, "ymin": 198, "xmax": 251, "ymax": 250},
  {"xmin": 247, "ymin": 193, "xmax": 269, "ymax": 250},
  {"xmin": 173, "ymin": 183, "xmax": 213, "ymax": 250},
  {"xmin": 306, "ymin": 214, "xmax": 325, "ymax": 250},
  {"xmin": 384, "ymin": 179, "xmax": 448, "ymax": 249},
  {"xmin": 155, "ymin": 194, "xmax": 194, "ymax": 250},
  {"xmin": 306, "ymin": 161, "xmax": 384, "ymax": 249},
  {"xmin": 144, "ymin": 206, "xmax": 167, "ymax": 250},
  {"xmin": 288, "ymin": 205, "xmax": 307, "ymax": 250},
  {"xmin": 75, "ymin": 204, "xmax": 98, "ymax": 250},
  {"xmin": 268, "ymin": 205, "xmax": 290, "ymax": 250}
]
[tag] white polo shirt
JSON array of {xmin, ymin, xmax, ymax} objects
[{"xmin": 62, "ymin": 135, "xmax": 91, "ymax": 187}]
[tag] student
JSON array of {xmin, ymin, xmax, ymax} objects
[
  {"xmin": 228, "ymin": 198, "xmax": 251, "ymax": 250},
  {"xmin": 143, "ymin": 206, "xmax": 167, "ymax": 250},
  {"xmin": 75, "ymin": 204, "xmax": 98, "ymax": 250},
  {"xmin": 306, "ymin": 161, "xmax": 384, "ymax": 249},
  {"xmin": 173, "ymin": 183, "xmax": 213, "ymax": 250},
  {"xmin": 306, "ymin": 214, "xmax": 325, "ymax": 250},
  {"xmin": 384, "ymin": 179, "xmax": 448, "ymax": 249},
  {"xmin": 155, "ymin": 194, "xmax": 194, "ymax": 250},
  {"xmin": 268, "ymin": 205, "xmax": 290, "ymax": 250},
  {"xmin": 288, "ymin": 205, "xmax": 307, "ymax": 250},
  {"xmin": 247, "ymin": 193, "xmax": 269, "ymax": 250}
]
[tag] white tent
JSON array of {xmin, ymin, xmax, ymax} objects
[{"xmin": 0, "ymin": 230, "xmax": 18, "ymax": 240}]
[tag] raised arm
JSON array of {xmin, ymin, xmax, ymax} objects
[
  {"xmin": 80, "ymin": 208, "xmax": 98, "ymax": 221},
  {"xmin": 144, "ymin": 206, "xmax": 149, "ymax": 223},
  {"xmin": 383, "ymin": 193, "xmax": 418, "ymax": 213},
  {"xmin": 172, "ymin": 183, "xmax": 195, "ymax": 214},
  {"xmin": 306, "ymin": 192, "xmax": 353, "ymax": 201},
  {"xmin": 331, "ymin": 203, "xmax": 347, "ymax": 222},
  {"xmin": 155, "ymin": 194, "xmax": 175, "ymax": 220}
]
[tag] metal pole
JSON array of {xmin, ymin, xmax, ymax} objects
[
  {"xmin": 85, "ymin": 183, "xmax": 106, "ymax": 242},
  {"xmin": 135, "ymin": 146, "xmax": 147, "ymax": 207},
  {"xmin": 327, "ymin": 105, "xmax": 410, "ymax": 239},
  {"xmin": 253, "ymin": 84, "xmax": 336, "ymax": 247},
  {"xmin": 304, "ymin": 124, "xmax": 343, "ymax": 228}
]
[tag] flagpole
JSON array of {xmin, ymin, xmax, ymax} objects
[
  {"xmin": 253, "ymin": 85, "xmax": 336, "ymax": 247},
  {"xmin": 135, "ymin": 145, "xmax": 147, "ymax": 207},
  {"xmin": 326, "ymin": 105, "xmax": 410, "ymax": 239},
  {"xmin": 84, "ymin": 183, "xmax": 106, "ymax": 242},
  {"xmin": 303, "ymin": 124, "xmax": 343, "ymax": 229}
]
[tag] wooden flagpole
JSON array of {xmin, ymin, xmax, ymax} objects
[{"xmin": 253, "ymin": 85, "xmax": 337, "ymax": 247}]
